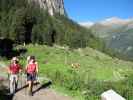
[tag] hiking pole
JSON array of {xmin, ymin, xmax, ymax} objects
[
  {"xmin": 35, "ymin": 73, "xmax": 38, "ymax": 91},
  {"xmin": 20, "ymin": 72, "xmax": 22, "ymax": 89},
  {"xmin": 8, "ymin": 73, "xmax": 10, "ymax": 94},
  {"xmin": 25, "ymin": 73, "xmax": 27, "ymax": 95},
  {"xmin": 36, "ymin": 73, "xmax": 39, "ymax": 84}
]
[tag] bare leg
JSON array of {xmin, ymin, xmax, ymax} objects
[
  {"xmin": 10, "ymin": 75, "xmax": 14, "ymax": 94},
  {"xmin": 28, "ymin": 81, "xmax": 33, "ymax": 96},
  {"xmin": 15, "ymin": 75, "xmax": 18, "ymax": 91},
  {"xmin": 10, "ymin": 80, "xmax": 14, "ymax": 94}
]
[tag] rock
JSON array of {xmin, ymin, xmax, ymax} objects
[
  {"xmin": 101, "ymin": 89, "xmax": 126, "ymax": 100},
  {"xmin": 28, "ymin": 0, "xmax": 66, "ymax": 16}
]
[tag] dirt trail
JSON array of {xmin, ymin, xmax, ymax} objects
[
  {"xmin": 13, "ymin": 84, "xmax": 72, "ymax": 100},
  {"xmin": 0, "ymin": 66, "xmax": 72, "ymax": 100}
]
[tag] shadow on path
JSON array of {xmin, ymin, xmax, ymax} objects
[
  {"xmin": 32, "ymin": 81, "xmax": 52, "ymax": 95},
  {"xmin": 0, "ymin": 79, "xmax": 52, "ymax": 99},
  {"xmin": 0, "ymin": 87, "xmax": 14, "ymax": 100},
  {"xmin": 16, "ymin": 84, "xmax": 28, "ymax": 93},
  {"xmin": 16, "ymin": 82, "xmax": 39, "ymax": 93}
]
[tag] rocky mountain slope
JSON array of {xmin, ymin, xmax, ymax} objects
[
  {"xmin": 80, "ymin": 17, "xmax": 133, "ymax": 60},
  {"xmin": 28, "ymin": 0, "xmax": 66, "ymax": 16},
  {"xmin": 91, "ymin": 17, "xmax": 133, "ymax": 38},
  {"xmin": 0, "ymin": 0, "xmax": 103, "ymax": 53}
]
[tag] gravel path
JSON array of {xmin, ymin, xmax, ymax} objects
[{"xmin": 0, "ymin": 65, "xmax": 72, "ymax": 100}]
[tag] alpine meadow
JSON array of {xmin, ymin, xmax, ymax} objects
[{"xmin": 0, "ymin": 0, "xmax": 133, "ymax": 100}]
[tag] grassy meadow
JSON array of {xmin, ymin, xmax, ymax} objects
[{"xmin": 1, "ymin": 44, "xmax": 133, "ymax": 100}]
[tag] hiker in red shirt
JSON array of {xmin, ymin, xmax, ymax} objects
[
  {"xmin": 25, "ymin": 56, "xmax": 38, "ymax": 96},
  {"xmin": 8, "ymin": 57, "xmax": 22, "ymax": 94}
]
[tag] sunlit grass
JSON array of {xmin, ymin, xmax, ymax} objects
[{"xmin": 1, "ymin": 44, "xmax": 133, "ymax": 100}]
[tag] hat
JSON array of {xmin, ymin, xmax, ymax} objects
[
  {"xmin": 27, "ymin": 56, "xmax": 31, "ymax": 61},
  {"xmin": 12, "ymin": 57, "xmax": 19, "ymax": 61}
]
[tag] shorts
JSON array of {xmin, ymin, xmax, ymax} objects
[{"xmin": 27, "ymin": 73, "xmax": 36, "ymax": 81}]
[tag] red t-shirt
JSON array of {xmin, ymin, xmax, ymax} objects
[
  {"xmin": 9, "ymin": 64, "xmax": 21, "ymax": 74},
  {"xmin": 27, "ymin": 63, "xmax": 36, "ymax": 74}
]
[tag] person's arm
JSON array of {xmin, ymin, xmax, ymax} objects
[
  {"xmin": 25, "ymin": 64, "xmax": 28, "ymax": 74},
  {"xmin": 7, "ymin": 66, "xmax": 11, "ymax": 74},
  {"xmin": 19, "ymin": 64, "xmax": 23, "ymax": 73},
  {"xmin": 35, "ymin": 62, "xmax": 39, "ymax": 74}
]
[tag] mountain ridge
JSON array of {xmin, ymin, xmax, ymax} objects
[
  {"xmin": 79, "ymin": 17, "xmax": 133, "ymax": 28},
  {"xmin": 28, "ymin": 0, "xmax": 66, "ymax": 16},
  {"xmin": 89, "ymin": 17, "xmax": 133, "ymax": 60}
]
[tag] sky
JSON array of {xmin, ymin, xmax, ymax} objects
[{"xmin": 64, "ymin": 0, "xmax": 133, "ymax": 23}]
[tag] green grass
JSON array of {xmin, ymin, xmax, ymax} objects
[{"xmin": 1, "ymin": 44, "xmax": 133, "ymax": 100}]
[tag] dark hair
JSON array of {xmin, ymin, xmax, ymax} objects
[
  {"xmin": 14, "ymin": 60, "xmax": 19, "ymax": 64},
  {"xmin": 30, "ymin": 56, "xmax": 35, "ymax": 60},
  {"xmin": 30, "ymin": 56, "xmax": 35, "ymax": 63}
]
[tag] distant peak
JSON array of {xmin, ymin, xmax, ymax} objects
[
  {"xmin": 105, "ymin": 17, "xmax": 123, "ymax": 22},
  {"xmin": 100, "ymin": 17, "xmax": 133, "ymax": 26},
  {"xmin": 79, "ymin": 21, "xmax": 94, "ymax": 28},
  {"xmin": 79, "ymin": 17, "xmax": 133, "ymax": 28}
]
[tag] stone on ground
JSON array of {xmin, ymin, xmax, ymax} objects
[{"xmin": 101, "ymin": 89, "xmax": 126, "ymax": 100}]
